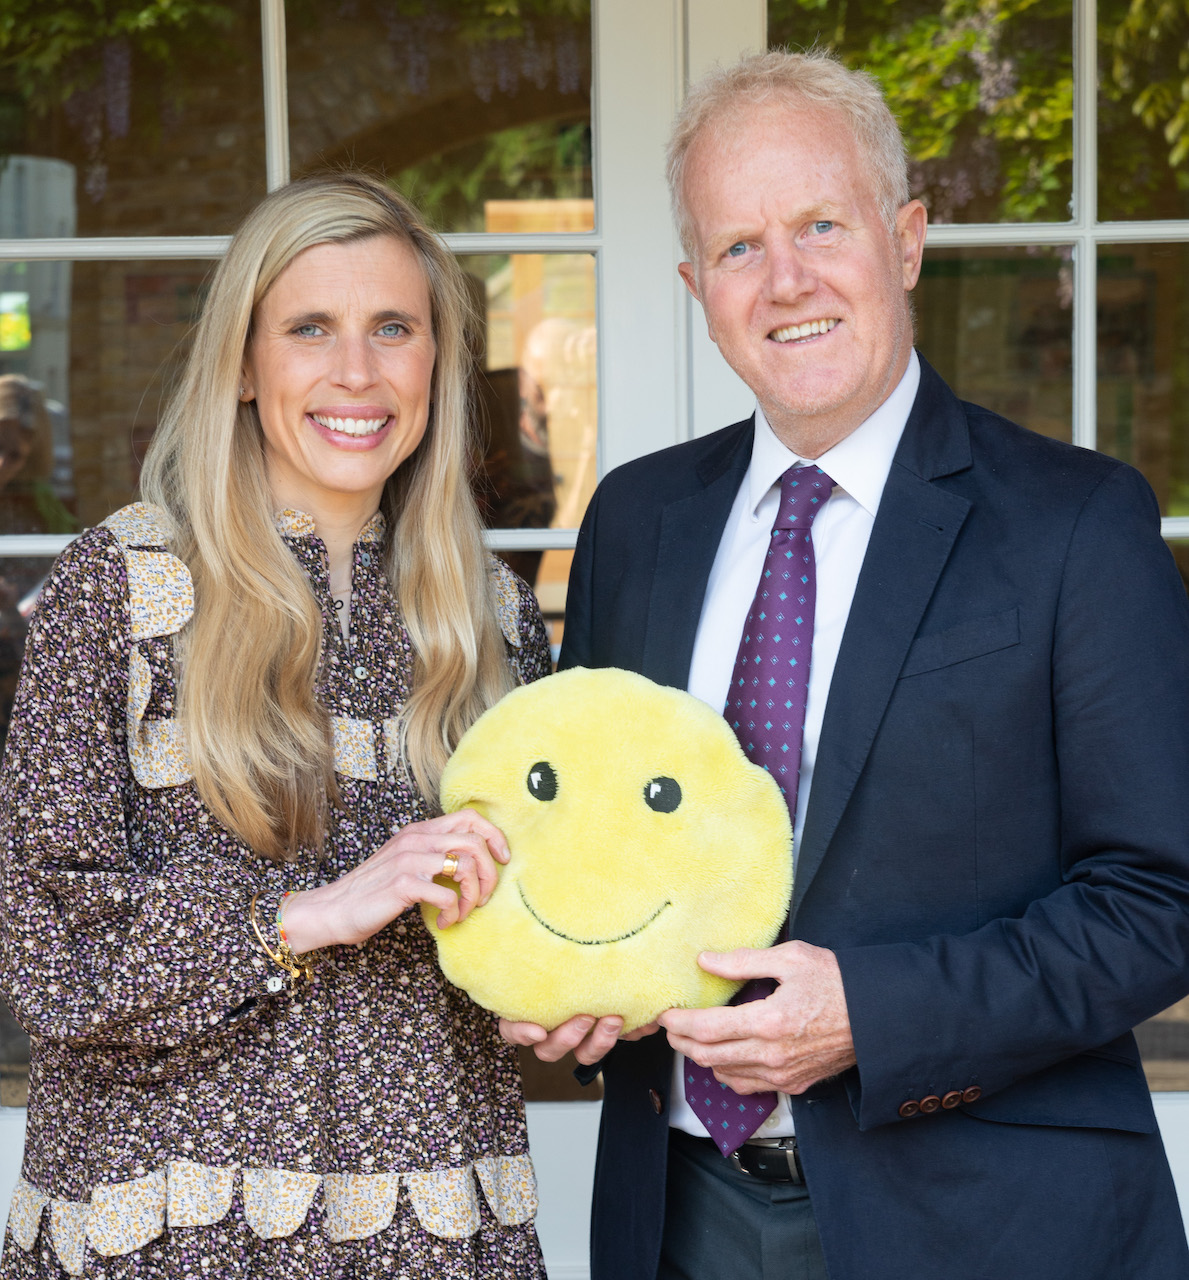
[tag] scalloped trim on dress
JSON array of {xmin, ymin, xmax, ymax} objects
[
  {"xmin": 100, "ymin": 505, "xmax": 526, "ymax": 788},
  {"xmin": 9, "ymin": 1154, "xmax": 536, "ymax": 1274}
]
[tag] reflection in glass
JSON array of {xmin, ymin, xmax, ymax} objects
[
  {"xmin": 0, "ymin": 1, "xmax": 265, "ymax": 237},
  {"xmin": 767, "ymin": 0, "xmax": 1073, "ymax": 223},
  {"xmin": 1098, "ymin": 0, "xmax": 1189, "ymax": 222},
  {"xmin": 915, "ymin": 246, "xmax": 1072, "ymax": 440},
  {"xmin": 288, "ymin": 2, "xmax": 592, "ymax": 234},
  {"xmin": 1097, "ymin": 243, "xmax": 1189, "ymax": 515},
  {"xmin": 0, "ymin": 259, "xmax": 209, "ymax": 529},
  {"xmin": 459, "ymin": 250, "xmax": 594, "ymax": 619}
]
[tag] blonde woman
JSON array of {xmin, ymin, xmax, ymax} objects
[{"xmin": 0, "ymin": 174, "xmax": 550, "ymax": 1278}]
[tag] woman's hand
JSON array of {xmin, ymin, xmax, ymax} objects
[
  {"xmin": 499, "ymin": 1014, "xmax": 661, "ymax": 1065},
  {"xmin": 279, "ymin": 809, "xmax": 508, "ymax": 953}
]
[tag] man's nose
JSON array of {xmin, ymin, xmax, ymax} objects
[{"xmin": 765, "ymin": 241, "xmax": 817, "ymax": 301}]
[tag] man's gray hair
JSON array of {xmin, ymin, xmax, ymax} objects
[{"xmin": 666, "ymin": 48, "xmax": 911, "ymax": 258}]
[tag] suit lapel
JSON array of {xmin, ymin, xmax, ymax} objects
[
  {"xmin": 641, "ymin": 420, "xmax": 753, "ymax": 689},
  {"xmin": 792, "ymin": 360, "xmax": 974, "ymax": 915}
]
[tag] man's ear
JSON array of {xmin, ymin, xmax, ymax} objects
[
  {"xmin": 897, "ymin": 200, "xmax": 928, "ymax": 291},
  {"xmin": 677, "ymin": 260, "xmax": 701, "ymax": 303},
  {"xmin": 678, "ymin": 261, "xmax": 716, "ymax": 342}
]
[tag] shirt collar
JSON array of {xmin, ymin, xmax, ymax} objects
[{"xmin": 747, "ymin": 350, "xmax": 920, "ymax": 520}]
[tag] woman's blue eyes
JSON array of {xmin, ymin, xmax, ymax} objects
[
  {"xmin": 727, "ymin": 242, "xmax": 748, "ymax": 257},
  {"xmin": 812, "ymin": 220, "xmax": 834, "ymax": 234},
  {"xmin": 293, "ymin": 322, "xmax": 406, "ymax": 337}
]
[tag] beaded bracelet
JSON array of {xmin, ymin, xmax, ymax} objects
[{"xmin": 249, "ymin": 890, "xmax": 318, "ymax": 984}]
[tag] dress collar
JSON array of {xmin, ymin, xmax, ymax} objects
[{"xmin": 273, "ymin": 509, "xmax": 386, "ymax": 543}]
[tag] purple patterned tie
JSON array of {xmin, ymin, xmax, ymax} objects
[{"xmin": 684, "ymin": 463, "xmax": 835, "ymax": 1157}]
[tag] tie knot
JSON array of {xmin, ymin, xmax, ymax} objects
[{"xmin": 775, "ymin": 465, "xmax": 834, "ymax": 530}]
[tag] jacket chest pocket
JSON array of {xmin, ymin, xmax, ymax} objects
[{"xmin": 899, "ymin": 606, "xmax": 1020, "ymax": 679}]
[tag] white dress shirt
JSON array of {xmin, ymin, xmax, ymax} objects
[{"xmin": 668, "ymin": 352, "xmax": 921, "ymax": 1140}]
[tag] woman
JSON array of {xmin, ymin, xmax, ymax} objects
[{"xmin": 0, "ymin": 174, "xmax": 551, "ymax": 1277}]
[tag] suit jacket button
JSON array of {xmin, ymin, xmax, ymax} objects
[
  {"xmin": 919, "ymin": 1095, "xmax": 941, "ymax": 1114},
  {"xmin": 649, "ymin": 1088, "xmax": 664, "ymax": 1115},
  {"xmin": 941, "ymin": 1091, "xmax": 962, "ymax": 1109},
  {"xmin": 961, "ymin": 1086, "xmax": 982, "ymax": 1104},
  {"xmin": 898, "ymin": 1100, "xmax": 920, "ymax": 1119}
]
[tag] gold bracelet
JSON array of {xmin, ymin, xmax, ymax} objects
[{"xmin": 249, "ymin": 891, "xmax": 318, "ymax": 984}]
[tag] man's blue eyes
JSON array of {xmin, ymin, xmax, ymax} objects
[{"xmin": 726, "ymin": 223, "xmax": 833, "ymax": 257}]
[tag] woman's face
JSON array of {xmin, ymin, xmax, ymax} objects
[
  {"xmin": 0, "ymin": 417, "xmax": 34, "ymax": 489},
  {"xmin": 241, "ymin": 234, "xmax": 437, "ymax": 521}
]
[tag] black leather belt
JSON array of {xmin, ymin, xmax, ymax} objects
[{"xmin": 729, "ymin": 1136, "xmax": 804, "ymax": 1184}]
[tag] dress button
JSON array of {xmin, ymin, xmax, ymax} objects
[
  {"xmin": 941, "ymin": 1091, "xmax": 962, "ymax": 1110},
  {"xmin": 353, "ymin": 665, "xmax": 367, "ymax": 679},
  {"xmin": 649, "ymin": 1088, "xmax": 664, "ymax": 1116},
  {"xmin": 919, "ymin": 1095, "xmax": 941, "ymax": 1114},
  {"xmin": 360, "ymin": 551, "xmax": 371, "ymax": 567},
  {"xmin": 266, "ymin": 975, "xmax": 284, "ymax": 994},
  {"xmin": 961, "ymin": 1086, "xmax": 982, "ymax": 1104},
  {"xmin": 898, "ymin": 1100, "xmax": 920, "ymax": 1119}
]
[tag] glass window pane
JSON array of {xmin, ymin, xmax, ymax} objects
[
  {"xmin": 1097, "ymin": 242, "xmax": 1189, "ymax": 513},
  {"xmin": 460, "ymin": 251, "xmax": 595, "ymax": 617},
  {"xmin": 288, "ymin": 3, "xmax": 593, "ymax": 234},
  {"xmin": 767, "ymin": 1, "xmax": 1074, "ymax": 223},
  {"xmin": 1098, "ymin": 0, "xmax": 1189, "ymax": 222},
  {"xmin": 0, "ymin": 2, "xmax": 266, "ymax": 237},
  {"xmin": 915, "ymin": 245, "xmax": 1072, "ymax": 440},
  {"xmin": 0, "ymin": 258, "xmax": 209, "ymax": 527}
]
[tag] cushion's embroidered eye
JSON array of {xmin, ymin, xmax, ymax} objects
[
  {"xmin": 644, "ymin": 776, "xmax": 681, "ymax": 813},
  {"xmin": 526, "ymin": 761, "xmax": 558, "ymax": 802}
]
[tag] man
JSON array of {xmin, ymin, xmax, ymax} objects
[{"xmin": 504, "ymin": 50, "xmax": 1189, "ymax": 1279}]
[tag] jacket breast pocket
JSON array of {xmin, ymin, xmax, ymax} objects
[{"xmin": 899, "ymin": 606, "xmax": 1020, "ymax": 679}]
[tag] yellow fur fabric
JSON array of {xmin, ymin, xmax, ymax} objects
[{"xmin": 423, "ymin": 667, "xmax": 793, "ymax": 1032}]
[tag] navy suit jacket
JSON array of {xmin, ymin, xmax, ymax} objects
[{"xmin": 559, "ymin": 358, "xmax": 1189, "ymax": 1280}]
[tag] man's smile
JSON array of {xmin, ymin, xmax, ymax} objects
[{"xmin": 769, "ymin": 318, "xmax": 839, "ymax": 343}]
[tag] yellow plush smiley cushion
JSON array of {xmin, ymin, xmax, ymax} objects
[{"xmin": 422, "ymin": 666, "xmax": 793, "ymax": 1031}]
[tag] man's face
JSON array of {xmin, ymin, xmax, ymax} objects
[{"xmin": 679, "ymin": 102, "xmax": 927, "ymax": 456}]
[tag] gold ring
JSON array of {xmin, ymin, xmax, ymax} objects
[{"xmin": 441, "ymin": 853, "xmax": 460, "ymax": 878}]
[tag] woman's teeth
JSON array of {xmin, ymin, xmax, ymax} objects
[
  {"xmin": 771, "ymin": 319, "xmax": 838, "ymax": 342},
  {"xmin": 311, "ymin": 414, "xmax": 388, "ymax": 437}
]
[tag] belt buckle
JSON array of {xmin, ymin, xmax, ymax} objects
[{"xmin": 730, "ymin": 1136, "xmax": 803, "ymax": 1184}]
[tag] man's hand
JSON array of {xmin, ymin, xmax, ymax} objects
[
  {"xmin": 500, "ymin": 1014, "xmax": 661, "ymax": 1066},
  {"xmin": 658, "ymin": 941, "xmax": 855, "ymax": 1095}
]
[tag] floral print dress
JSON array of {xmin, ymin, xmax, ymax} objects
[{"xmin": 0, "ymin": 505, "xmax": 552, "ymax": 1279}]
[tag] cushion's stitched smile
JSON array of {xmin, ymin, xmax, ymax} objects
[{"xmin": 516, "ymin": 880, "xmax": 672, "ymax": 945}]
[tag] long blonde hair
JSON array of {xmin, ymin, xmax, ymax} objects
[{"xmin": 140, "ymin": 173, "xmax": 514, "ymax": 860}]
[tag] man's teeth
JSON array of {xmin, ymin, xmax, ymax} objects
[
  {"xmin": 770, "ymin": 319, "xmax": 838, "ymax": 342},
  {"xmin": 311, "ymin": 414, "xmax": 388, "ymax": 436}
]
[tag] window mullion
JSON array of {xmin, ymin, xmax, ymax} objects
[
  {"xmin": 261, "ymin": 0, "xmax": 290, "ymax": 191},
  {"xmin": 1072, "ymin": 0, "xmax": 1098, "ymax": 451}
]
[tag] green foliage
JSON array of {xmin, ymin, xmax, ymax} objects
[
  {"xmin": 771, "ymin": 0, "xmax": 1185, "ymax": 222},
  {"xmin": 0, "ymin": 1, "xmax": 237, "ymax": 111},
  {"xmin": 396, "ymin": 121, "xmax": 591, "ymax": 233}
]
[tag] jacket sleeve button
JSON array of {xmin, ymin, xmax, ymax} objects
[
  {"xmin": 941, "ymin": 1091, "xmax": 962, "ymax": 1109},
  {"xmin": 649, "ymin": 1088, "xmax": 664, "ymax": 1115},
  {"xmin": 919, "ymin": 1095, "xmax": 941, "ymax": 1114},
  {"xmin": 961, "ymin": 1086, "xmax": 982, "ymax": 1104},
  {"xmin": 898, "ymin": 1100, "xmax": 921, "ymax": 1119}
]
